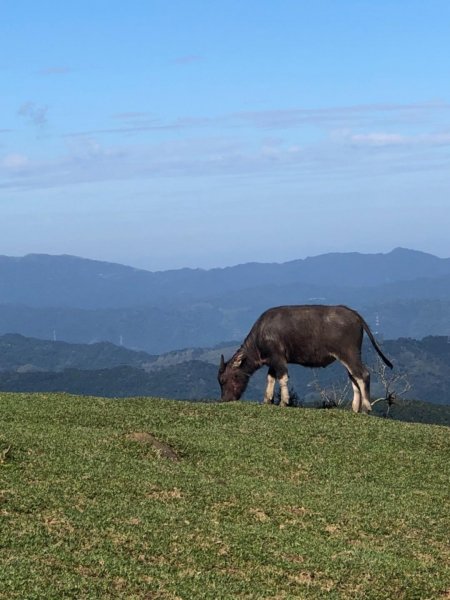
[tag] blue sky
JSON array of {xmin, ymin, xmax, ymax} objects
[{"xmin": 1, "ymin": 1, "xmax": 450, "ymax": 270}]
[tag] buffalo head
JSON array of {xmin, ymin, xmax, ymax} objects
[{"xmin": 217, "ymin": 352, "xmax": 249, "ymax": 401}]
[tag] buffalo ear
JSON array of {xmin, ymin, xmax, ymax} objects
[
  {"xmin": 231, "ymin": 351, "xmax": 244, "ymax": 369},
  {"xmin": 219, "ymin": 354, "xmax": 226, "ymax": 373}
]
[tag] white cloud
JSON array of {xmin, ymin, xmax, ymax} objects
[
  {"xmin": 2, "ymin": 127, "xmax": 449, "ymax": 191},
  {"xmin": 2, "ymin": 153, "xmax": 29, "ymax": 169},
  {"xmin": 4, "ymin": 101, "xmax": 450, "ymax": 191},
  {"xmin": 230, "ymin": 101, "xmax": 450, "ymax": 130},
  {"xmin": 337, "ymin": 130, "xmax": 450, "ymax": 147},
  {"xmin": 347, "ymin": 132, "xmax": 409, "ymax": 146},
  {"xmin": 62, "ymin": 101, "xmax": 450, "ymax": 141}
]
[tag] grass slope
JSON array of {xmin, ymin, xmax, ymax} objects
[{"xmin": 1, "ymin": 394, "xmax": 449, "ymax": 599}]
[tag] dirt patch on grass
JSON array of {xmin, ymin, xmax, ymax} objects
[
  {"xmin": 126, "ymin": 432, "xmax": 180, "ymax": 461},
  {"xmin": 146, "ymin": 487, "xmax": 183, "ymax": 501}
]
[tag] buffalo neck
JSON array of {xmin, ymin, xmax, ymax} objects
[{"xmin": 239, "ymin": 341, "xmax": 263, "ymax": 375}]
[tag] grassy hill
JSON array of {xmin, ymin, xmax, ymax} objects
[{"xmin": 1, "ymin": 393, "xmax": 449, "ymax": 599}]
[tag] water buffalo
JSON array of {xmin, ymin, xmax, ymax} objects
[{"xmin": 218, "ymin": 304, "xmax": 393, "ymax": 413}]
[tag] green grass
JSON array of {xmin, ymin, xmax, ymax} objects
[{"xmin": 1, "ymin": 393, "xmax": 449, "ymax": 599}]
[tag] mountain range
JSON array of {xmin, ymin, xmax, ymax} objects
[{"xmin": 0, "ymin": 248, "xmax": 450, "ymax": 353}]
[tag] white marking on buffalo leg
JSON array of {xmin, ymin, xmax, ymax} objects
[
  {"xmin": 358, "ymin": 367, "xmax": 372, "ymax": 413},
  {"xmin": 354, "ymin": 373, "xmax": 371, "ymax": 413},
  {"xmin": 339, "ymin": 358, "xmax": 371, "ymax": 414},
  {"xmin": 350, "ymin": 379, "xmax": 361, "ymax": 413},
  {"xmin": 263, "ymin": 372, "xmax": 276, "ymax": 404},
  {"xmin": 360, "ymin": 390, "xmax": 372, "ymax": 413},
  {"xmin": 279, "ymin": 373, "xmax": 289, "ymax": 407}
]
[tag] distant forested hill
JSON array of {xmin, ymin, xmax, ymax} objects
[
  {"xmin": 0, "ymin": 333, "xmax": 156, "ymax": 372},
  {"xmin": 0, "ymin": 361, "xmax": 218, "ymax": 401}
]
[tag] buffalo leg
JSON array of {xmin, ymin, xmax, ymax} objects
[
  {"xmin": 263, "ymin": 368, "xmax": 276, "ymax": 404},
  {"xmin": 359, "ymin": 369, "xmax": 372, "ymax": 413},
  {"xmin": 279, "ymin": 373, "xmax": 290, "ymax": 407},
  {"xmin": 341, "ymin": 357, "xmax": 372, "ymax": 413},
  {"xmin": 347, "ymin": 371, "xmax": 362, "ymax": 413},
  {"xmin": 350, "ymin": 367, "xmax": 371, "ymax": 413}
]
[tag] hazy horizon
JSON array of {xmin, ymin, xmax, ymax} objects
[
  {"xmin": 1, "ymin": 245, "xmax": 449, "ymax": 273},
  {"xmin": 2, "ymin": 2, "xmax": 450, "ymax": 270}
]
